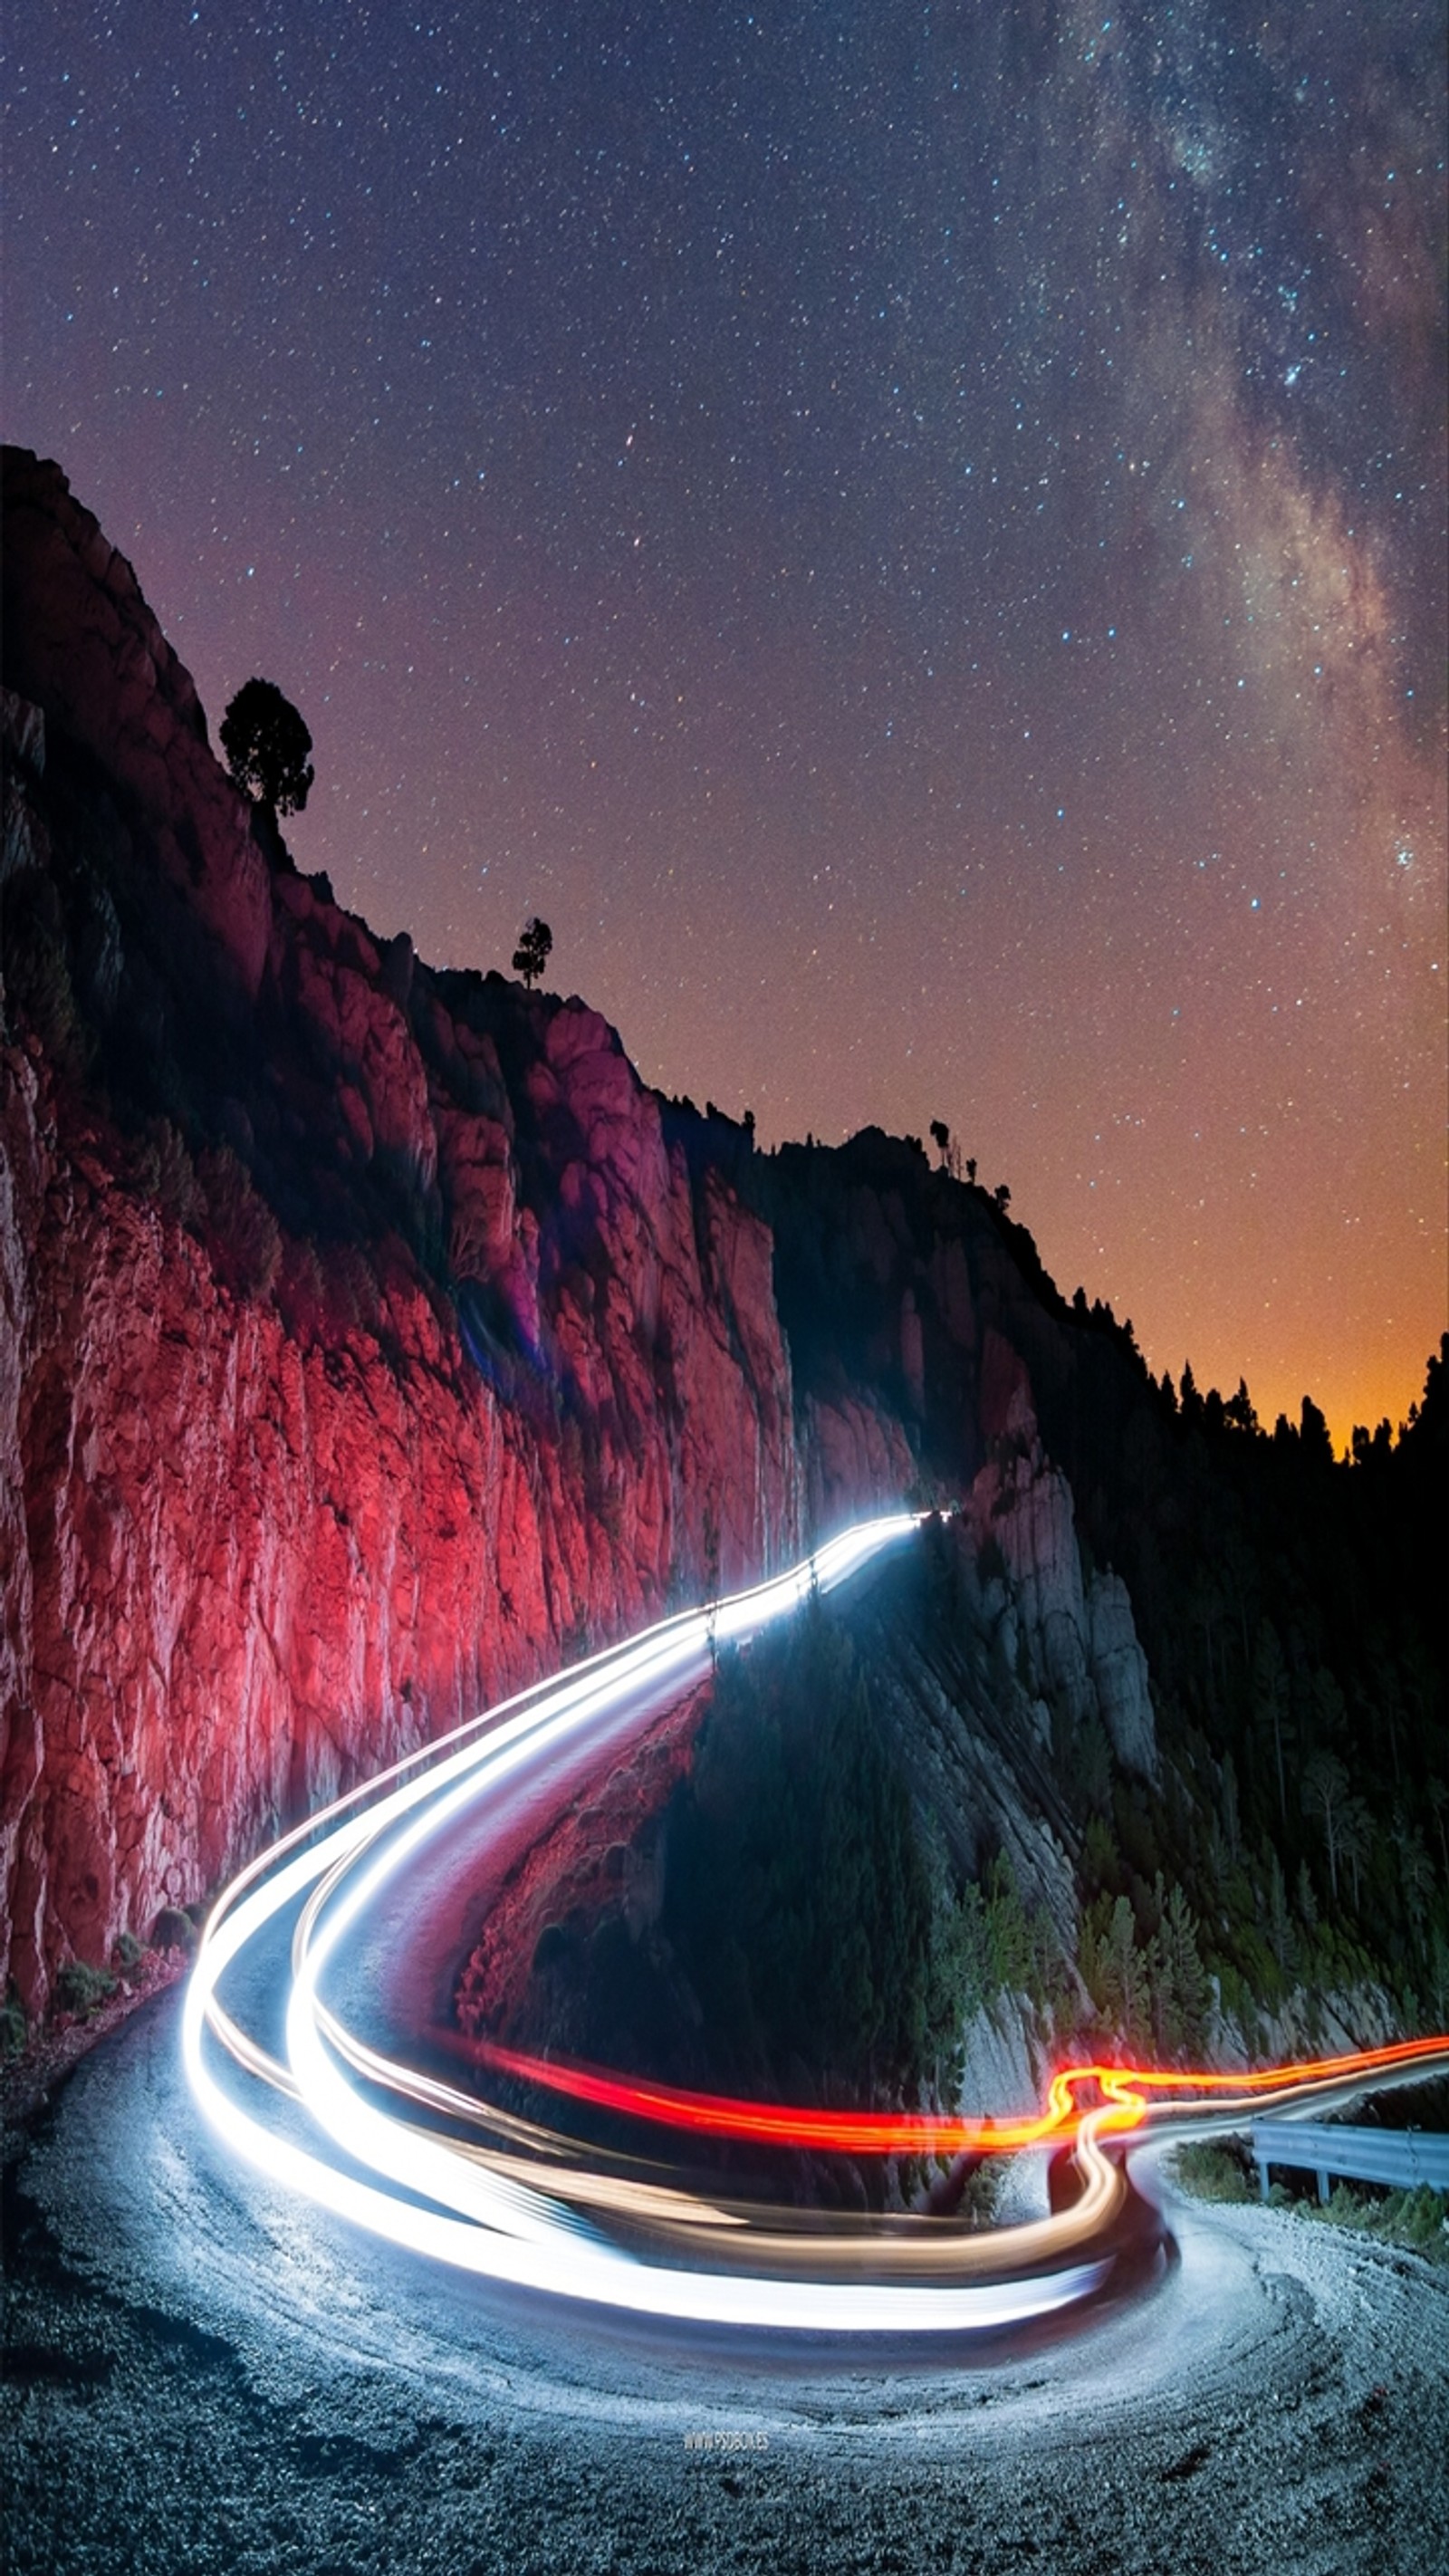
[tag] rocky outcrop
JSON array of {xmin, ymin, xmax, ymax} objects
[
  {"xmin": 964, "ymin": 1440, "xmax": 1158, "ymax": 1778},
  {"xmin": 454, "ymin": 1682, "xmax": 708, "ymax": 2048},
  {"xmin": 0, "ymin": 989, "xmax": 815, "ymax": 2008},
  {"xmin": 1086, "ymin": 1570, "xmax": 1156, "ymax": 1777},
  {"xmin": 1, "ymin": 448, "xmax": 273, "ymax": 998},
  {"xmin": 0, "ymin": 447, "xmax": 1166, "ymax": 2013}
]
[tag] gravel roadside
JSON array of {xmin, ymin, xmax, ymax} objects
[{"xmin": 4, "ymin": 1989, "xmax": 1446, "ymax": 2576}]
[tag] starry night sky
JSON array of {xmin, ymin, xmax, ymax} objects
[{"xmin": 5, "ymin": 2, "xmax": 1444, "ymax": 1445}]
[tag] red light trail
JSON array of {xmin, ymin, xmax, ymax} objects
[
  {"xmin": 474, "ymin": 2034, "xmax": 1449, "ymax": 2157},
  {"xmin": 185, "ymin": 1515, "xmax": 1448, "ymax": 2333}
]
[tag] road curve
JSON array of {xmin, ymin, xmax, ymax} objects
[
  {"xmin": 5, "ymin": 1985, "xmax": 1447, "ymax": 2575},
  {"xmin": 6, "ymin": 1514, "xmax": 1447, "ymax": 2569},
  {"xmin": 181, "ymin": 1509, "xmax": 1447, "ymax": 2341}
]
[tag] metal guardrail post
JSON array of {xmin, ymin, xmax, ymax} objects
[{"xmin": 1249, "ymin": 2119, "xmax": 1449, "ymax": 2202}]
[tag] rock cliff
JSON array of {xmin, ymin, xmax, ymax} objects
[{"xmin": 1, "ymin": 447, "xmax": 1161, "ymax": 2013}]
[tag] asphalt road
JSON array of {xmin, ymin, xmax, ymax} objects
[{"xmin": 4, "ymin": 1985, "xmax": 1447, "ymax": 2576}]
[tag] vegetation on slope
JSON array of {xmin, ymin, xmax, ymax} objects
[{"xmin": 657, "ymin": 1595, "xmax": 1060, "ymax": 2105}]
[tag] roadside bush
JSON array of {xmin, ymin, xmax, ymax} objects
[
  {"xmin": 1173, "ymin": 2139, "xmax": 1252, "ymax": 2203},
  {"xmin": 1310, "ymin": 2180, "xmax": 1449, "ymax": 2266},
  {"xmin": 55, "ymin": 1960, "xmax": 119, "ymax": 2018},
  {"xmin": 2, "ymin": 1990, "xmax": 27, "ymax": 2059}
]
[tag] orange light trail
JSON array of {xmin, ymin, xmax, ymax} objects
[
  {"xmin": 185, "ymin": 1515, "xmax": 1449, "ymax": 2332},
  {"xmin": 475, "ymin": 2034, "xmax": 1449, "ymax": 2156}
]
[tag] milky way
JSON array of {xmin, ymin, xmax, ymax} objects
[{"xmin": 5, "ymin": 2, "xmax": 1444, "ymax": 1441}]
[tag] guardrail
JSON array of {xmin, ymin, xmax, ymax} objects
[{"xmin": 1250, "ymin": 2120, "xmax": 1449, "ymax": 2205}]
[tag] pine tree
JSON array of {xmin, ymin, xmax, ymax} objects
[
  {"xmin": 1300, "ymin": 1749, "xmax": 1350, "ymax": 1900},
  {"xmin": 1253, "ymin": 1619, "xmax": 1291, "ymax": 1825},
  {"xmin": 1267, "ymin": 1850, "xmax": 1295, "ymax": 1975},
  {"xmin": 1149, "ymin": 1879, "xmax": 1210, "ymax": 2057},
  {"xmin": 1103, "ymin": 1894, "xmax": 1147, "ymax": 2046}
]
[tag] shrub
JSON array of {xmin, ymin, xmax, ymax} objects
[
  {"xmin": 55, "ymin": 1959, "xmax": 119, "ymax": 2018},
  {"xmin": 1173, "ymin": 2139, "xmax": 1252, "ymax": 2203},
  {"xmin": 197, "ymin": 1142, "xmax": 282, "ymax": 1298},
  {"xmin": 1339, "ymin": 2185, "xmax": 1447, "ymax": 2264},
  {"xmin": 142, "ymin": 1117, "xmax": 205, "ymax": 1229},
  {"xmin": 1298, "ymin": 2179, "xmax": 1448, "ymax": 2266}
]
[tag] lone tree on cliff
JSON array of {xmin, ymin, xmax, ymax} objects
[
  {"xmin": 221, "ymin": 678, "xmax": 315, "ymax": 819},
  {"xmin": 513, "ymin": 916, "xmax": 552, "ymax": 989},
  {"xmin": 929, "ymin": 1119, "xmax": 962, "ymax": 1179}
]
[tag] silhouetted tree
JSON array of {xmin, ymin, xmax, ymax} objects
[
  {"xmin": 1301, "ymin": 1749, "xmax": 1350, "ymax": 1900},
  {"xmin": 1396, "ymin": 1824, "xmax": 1435, "ymax": 1950},
  {"xmin": 513, "ymin": 917, "xmax": 552, "ymax": 988},
  {"xmin": 1299, "ymin": 1393, "xmax": 1335, "ymax": 1470},
  {"xmin": 1335, "ymin": 1794, "xmax": 1371, "ymax": 1910},
  {"xmin": 964, "ymin": 1157, "xmax": 977, "ymax": 1183},
  {"xmin": 220, "ymin": 678, "xmax": 314, "ymax": 817},
  {"xmin": 1266, "ymin": 1850, "xmax": 1295, "ymax": 1974},
  {"xmin": 1223, "ymin": 1377, "xmax": 1259, "ymax": 1436},
  {"xmin": 993, "ymin": 1181, "xmax": 1011, "ymax": 1212},
  {"xmin": 1252, "ymin": 1618, "xmax": 1291, "ymax": 1825}
]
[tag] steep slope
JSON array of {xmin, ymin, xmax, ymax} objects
[
  {"xmin": 0, "ymin": 451, "xmax": 815, "ymax": 2005},
  {"xmin": 0, "ymin": 449, "xmax": 1072, "ymax": 2009}
]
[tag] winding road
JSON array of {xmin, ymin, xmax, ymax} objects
[{"xmin": 5, "ymin": 1514, "xmax": 1447, "ymax": 2571}]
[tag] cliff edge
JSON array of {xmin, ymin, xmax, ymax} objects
[{"xmin": 3, "ymin": 447, "xmax": 1166, "ymax": 2009}]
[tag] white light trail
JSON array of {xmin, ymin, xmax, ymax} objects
[{"xmin": 184, "ymin": 1512, "xmax": 1112, "ymax": 2334}]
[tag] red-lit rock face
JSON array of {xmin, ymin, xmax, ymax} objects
[
  {"xmin": 0, "ymin": 989, "xmax": 823, "ymax": 2009},
  {"xmin": 0, "ymin": 448, "xmax": 1158, "ymax": 2014},
  {"xmin": 453, "ymin": 1680, "xmax": 710, "ymax": 2047},
  {"xmin": 0, "ymin": 457, "xmax": 887, "ymax": 2010}
]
